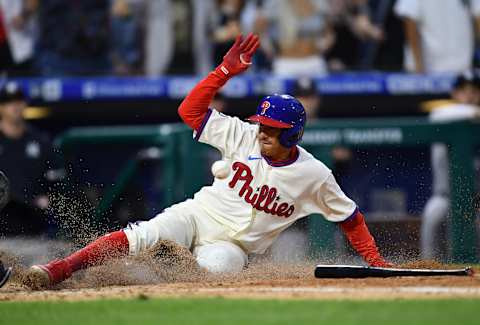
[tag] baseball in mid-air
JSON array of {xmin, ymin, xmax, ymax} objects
[{"xmin": 211, "ymin": 160, "xmax": 230, "ymax": 179}]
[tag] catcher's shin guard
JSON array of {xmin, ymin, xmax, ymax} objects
[
  {"xmin": 0, "ymin": 171, "xmax": 9, "ymax": 211},
  {"xmin": 0, "ymin": 261, "xmax": 12, "ymax": 288}
]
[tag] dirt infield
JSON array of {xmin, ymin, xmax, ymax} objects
[
  {"xmin": 1, "ymin": 261, "xmax": 479, "ymax": 302},
  {"xmin": 1, "ymin": 240, "xmax": 480, "ymax": 302}
]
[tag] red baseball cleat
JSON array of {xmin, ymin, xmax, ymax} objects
[{"xmin": 23, "ymin": 259, "xmax": 72, "ymax": 290}]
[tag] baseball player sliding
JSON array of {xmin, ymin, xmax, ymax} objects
[{"xmin": 24, "ymin": 33, "xmax": 390, "ymax": 289}]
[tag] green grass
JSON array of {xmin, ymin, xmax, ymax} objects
[{"xmin": 0, "ymin": 298, "xmax": 479, "ymax": 325}]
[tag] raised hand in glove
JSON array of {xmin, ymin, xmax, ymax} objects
[{"xmin": 215, "ymin": 33, "xmax": 260, "ymax": 78}]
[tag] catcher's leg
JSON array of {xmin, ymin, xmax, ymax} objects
[
  {"xmin": 193, "ymin": 241, "xmax": 247, "ymax": 273},
  {"xmin": 421, "ymin": 195, "xmax": 450, "ymax": 260},
  {"xmin": 0, "ymin": 260, "xmax": 12, "ymax": 288}
]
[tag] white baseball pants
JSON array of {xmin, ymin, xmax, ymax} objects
[{"xmin": 123, "ymin": 199, "xmax": 247, "ymax": 273}]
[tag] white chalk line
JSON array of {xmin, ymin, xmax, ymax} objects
[{"xmin": 194, "ymin": 286, "xmax": 480, "ymax": 295}]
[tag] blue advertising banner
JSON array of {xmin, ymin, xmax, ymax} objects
[{"xmin": 15, "ymin": 73, "xmax": 455, "ymax": 103}]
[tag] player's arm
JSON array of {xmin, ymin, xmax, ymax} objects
[
  {"xmin": 178, "ymin": 33, "xmax": 260, "ymax": 130},
  {"xmin": 402, "ymin": 17, "xmax": 423, "ymax": 73},
  {"xmin": 394, "ymin": 0, "xmax": 423, "ymax": 73},
  {"xmin": 339, "ymin": 211, "xmax": 391, "ymax": 267},
  {"xmin": 314, "ymin": 174, "xmax": 391, "ymax": 267}
]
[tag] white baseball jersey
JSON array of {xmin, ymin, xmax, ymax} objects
[{"xmin": 192, "ymin": 109, "xmax": 357, "ymax": 253}]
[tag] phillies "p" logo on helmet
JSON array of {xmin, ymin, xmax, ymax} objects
[{"xmin": 247, "ymin": 94, "xmax": 306, "ymax": 148}]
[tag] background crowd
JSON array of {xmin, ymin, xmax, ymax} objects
[{"xmin": 0, "ymin": 0, "xmax": 480, "ymax": 77}]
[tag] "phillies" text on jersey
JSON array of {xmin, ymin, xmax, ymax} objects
[{"xmin": 228, "ymin": 162, "xmax": 295, "ymax": 218}]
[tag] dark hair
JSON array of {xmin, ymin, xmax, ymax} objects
[
  {"xmin": 0, "ymin": 82, "xmax": 26, "ymax": 104},
  {"xmin": 292, "ymin": 77, "xmax": 318, "ymax": 97},
  {"xmin": 453, "ymin": 71, "xmax": 480, "ymax": 90}
]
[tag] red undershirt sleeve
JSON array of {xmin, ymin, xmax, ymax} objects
[
  {"xmin": 178, "ymin": 70, "xmax": 229, "ymax": 130},
  {"xmin": 339, "ymin": 211, "xmax": 389, "ymax": 267}
]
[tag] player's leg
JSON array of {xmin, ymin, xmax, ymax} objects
[
  {"xmin": 421, "ymin": 144, "xmax": 451, "ymax": 260},
  {"xmin": 421, "ymin": 195, "xmax": 450, "ymax": 259},
  {"xmin": 123, "ymin": 205, "xmax": 196, "ymax": 256},
  {"xmin": 190, "ymin": 207, "xmax": 247, "ymax": 273},
  {"xmin": 26, "ymin": 230, "xmax": 129, "ymax": 288},
  {"xmin": 193, "ymin": 241, "xmax": 247, "ymax": 273},
  {"xmin": 26, "ymin": 203, "xmax": 196, "ymax": 288}
]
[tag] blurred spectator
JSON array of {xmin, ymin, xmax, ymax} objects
[
  {"xmin": 144, "ymin": 0, "xmax": 174, "ymax": 76},
  {"xmin": 395, "ymin": 0, "xmax": 480, "ymax": 74},
  {"xmin": 35, "ymin": 0, "xmax": 110, "ymax": 76},
  {"xmin": 193, "ymin": 0, "xmax": 269, "ymax": 74},
  {"xmin": 421, "ymin": 72, "xmax": 480, "ymax": 260},
  {"xmin": 0, "ymin": 0, "xmax": 37, "ymax": 76},
  {"xmin": 110, "ymin": 0, "xmax": 143, "ymax": 75},
  {"xmin": 327, "ymin": 0, "xmax": 385, "ymax": 71},
  {"xmin": 239, "ymin": 0, "xmax": 273, "ymax": 72},
  {"xmin": 210, "ymin": 0, "xmax": 246, "ymax": 66},
  {"xmin": 365, "ymin": 0, "xmax": 404, "ymax": 71},
  {"xmin": 0, "ymin": 82, "xmax": 62, "ymax": 236},
  {"xmin": 165, "ymin": 0, "xmax": 194, "ymax": 74},
  {"xmin": 292, "ymin": 77, "xmax": 321, "ymax": 121},
  {"xmin": 261, "ymin": 0, "xmax": 333, "ymax": 76},
  {"xmin": 0, "ymin": 3, "xmax": 9, "ymax": 72},
  {"xmin": 192, "ymin": 0, "xmax": 216, "ymax": 74}
]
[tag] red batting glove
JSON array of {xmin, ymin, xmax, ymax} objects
[
  {"xmin": 215, "ymin": 33, "xmax": 260, "ymax": 78},
  {"xmin": 340, "ymin": 211, "xmax": 393, "ymax": 268}
]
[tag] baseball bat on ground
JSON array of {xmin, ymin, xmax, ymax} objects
[{"xmin": 314, "ymin": 265, "xmax": 474, "ymax": 278}]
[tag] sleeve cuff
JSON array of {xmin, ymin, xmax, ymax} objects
[
  {"xmin": 194, "ymin": 108, "xmax": 213, "ymax": 141},
  {"xmin": 338, "ymin": 207, "xmax": 359, "ymax": 224}
]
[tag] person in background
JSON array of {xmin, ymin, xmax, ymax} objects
[
  {"xmin": 239, "ymin": 0, "xmax": 273, "ymax": 72},
  {"xmin": 421, "ymin": 72, "xmax": 480, "ymax": 260},
  {"xmin": 0, "ymin": 0, "xmax": 37, "ymax": 76},
  {"xmin": 395, "ymin": 0, "xmax": 480, "ymax": 74},
  {"xmin": 327, "ymin": 0, "xmax": 384, "ymax": 71},
  {"xmin": 259, "ymin": 0, "xmax": 334, "ymax": 76},
  {"xmin": 210, "ymin": 0, "xmax": 246, "ymax": 66},
  {"xmin": 110, "ymin": 0, "xmax": 143, "ymax": 75},
  {"xmin": 192, "ymin": 0, "xmax": 216, "ymax": 75},
  {"xmin": 292, "ymin": 77, "xmax": 321, "ymax": 122},
  {"xmin": 35, "ymin": 0, "xmax": 110, "ymax": 76},
  {"xmin": 143, "ymin": 0, "xmax": 174, "ymax": 76},
  {"xmin": 0, "ymin": 82, "xmax": 62, "ymax": 236}
]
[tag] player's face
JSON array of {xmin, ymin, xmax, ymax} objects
[
  {"xmin": 0, "ymin": 100, "xmax": 25, "ymax": 123},
  {"xmin": 452, "ymin": 84, "xmax": 480, "ymax": 105},
  {"xmin": 257, "ymin": 124, "xmax": 291, "ymax": 160}
]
